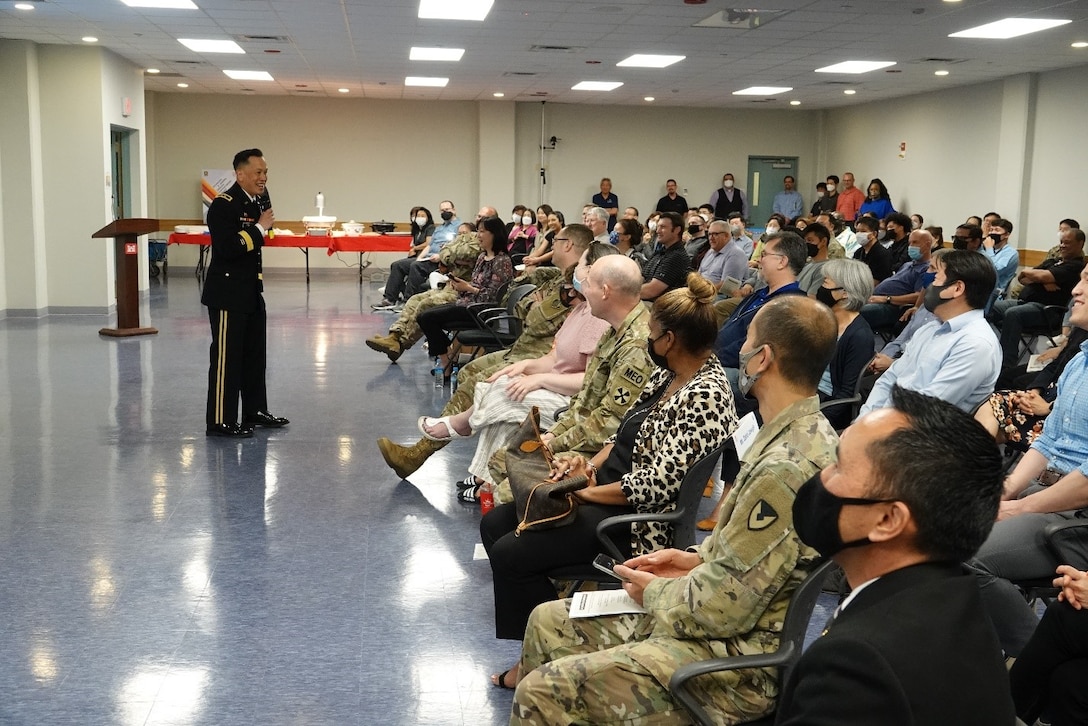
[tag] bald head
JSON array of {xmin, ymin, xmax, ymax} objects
[
  {"xmin": 590, "ymin": 255, "xmax": 643, "ymax": 299},
  {"xmin": 908, "ymin": 230, "xmax": 933, "ymax": 261}
]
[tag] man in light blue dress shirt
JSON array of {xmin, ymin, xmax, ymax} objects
[
  {"xmin": 772, "ymin": 175, "xmax": 804, "ymax": 223},
  {"xmin": 861, "ymin": 250, "xmax": 999, "ymax": 415}
]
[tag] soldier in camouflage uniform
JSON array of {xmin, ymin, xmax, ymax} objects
[
  {"xmin": 376, "ymin": 225, "xmax": 595, "ymax": 480},
  {"xmin": 509, "ymin": 295, "xmax": 840, "ymax": 725},
  {"xmin": 365, "ymin": 229, "xmax": 481, "ymax": 362}
]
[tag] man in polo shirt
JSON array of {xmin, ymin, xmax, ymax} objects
[
  {"xmin": 699, "ymin": 220, "xmax": 748, "ymax": 290},
  {"xmin": 992, "ymin": 227, "xmax": 1086, "ymax": 370},
  {"xmin": 835, "ymin": 171, "xmax": 865, "ymax": 222},
  {"xmin": 859, "ymin": 230, "xmax": 934, "ymax": 330},
  {"xmin": 591, "ymin": 177, "xmax": 619, "ymax": 232},
  {"xmin": 655, "ymin": 179, "xmax": 688, "ymax": 215},
  {"xmin": 640, "ymin": 211, "xmax": 690, "ymax": 301}
]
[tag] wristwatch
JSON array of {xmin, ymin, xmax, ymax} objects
[{"xmin": 885, "ymin": 295, "xmax": 892, "ymax": 304}]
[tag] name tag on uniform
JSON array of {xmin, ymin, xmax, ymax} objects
[{"xmin": 733, "ymin": 412, "xmax": 759, "ymax": 461}]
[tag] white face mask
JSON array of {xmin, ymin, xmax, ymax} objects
[
  {"xmin": 826, "ymin": 184, "xmax": 836, "ymax": 192},
  {"xmin": 817, "ymin": 191, "xmax": 825, "ymax": 198},
  {"xmin": 522, "ymin": 215, "xmax": 533, "ymax": 226},
  {"xmin": 511, "ymin": 213, "xmax": 521, "ymax": 223},
  {"xmin": 765, "ymin": 225, "xmax": 780, "ymax": 235},
  {"xmin": 648, "ymin": 220, "xmax": 658, "ymax": 231},
  {"xmin": 723, "ymin": 180, "xmax": 735, "ymax": 189},
  {"xmin": 414, "ymin": 216, "xmax": 428, "ymax": 227},
  {"xmin": 856, "ymin": 231, "xmax": 870, "ymax": 246}
]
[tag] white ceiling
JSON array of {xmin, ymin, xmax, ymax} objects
[{"xmin": 2, "ymin": 0, "xmax": 1087, "ymax": 108}]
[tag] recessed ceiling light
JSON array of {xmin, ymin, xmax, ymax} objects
[
  {"xmin": 418, "ymin": 0, "xmax": 493, "ymax": 21},
  {"xmin": 732, "ymin": 86, "xmax": 792, "ymax": 95},
  {"xmin": 178, "ymin": 38, "xmax": 245, "ymax": 54},
  {"xmin": 146, "ymin": 68, "xmax": 160, "ymax": 74},
  {"xmin": 405, "ymin": 76, "xmax": 449, "ymax": 87},
  {"xmin": 616, "ymin": 54, "xmax": 685, "ymax": 68},
  {"xmin": 815, "ymin": 60, "xmax": 896, "ymax": 74},
  {"xmin": 949, "ymin": 17, "xmax": 1071, "ymax": 39},
  {"xmin": 14, "ymin": 3, "xmax": 35, "ymax": 10},
  {"xmin": 338, "ymin": 88, "xmax": 349, "ymax": 93},
  {"xmin": 644, "ymin": 96, "xmax": 655, "ymax": 102},
  {"xmin": 934, "ymin": 70, "xmax": 950, "ymax": 76},
  {"xmin": 121, "ymin": 0, "xmax": 199, "ymax": 8},
  {"xmin": 571, "ymin": 81, "xmax": 623, "ymax": 91},
  {"xmin": 492, "ymin": 92, "xmax": 505, "ymax": 97},
  {"xmin": 1073, "ymin": 41, "xmax": 1088, "ymax": 48},
  {"xmin": 843, "ymin": 89, "xmax": 857, "ymax": 95},
  {"xmin": 223, "ymin": 70, "xmax": 274, "ymax": 81},
  {"xmin": 83, "ymin": 36, "xmax": 99, "ymax": 43},
  {"xmin": 177, "ymin": 82, "xmax": 189, "ymax": 88},
  {"xmin": 789, "ymin": 100, "xmax": 801, "ymax": 106},
  {"xmin": 410, "ymin": 47, "xmax": 465, "ymax": 62}
]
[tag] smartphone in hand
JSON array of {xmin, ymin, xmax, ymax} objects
[{"xmin": 592, "ymin": 554, "xmax": 630, "ymax": 582}]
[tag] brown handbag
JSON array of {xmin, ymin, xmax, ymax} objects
[{"xmin": 506, "ymin": 407, "xmax": 590, "ymax": 536}]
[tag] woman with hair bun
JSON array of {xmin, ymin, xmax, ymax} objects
[{"xmin": 481, "ymin": 271, "xmax": 738, "ymax": 689}]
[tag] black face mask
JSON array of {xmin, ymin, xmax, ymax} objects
[
  {"xmin": 792, "ymin": 473, "xmax": 895, "ymax": 558},
  {"xmin": 815, "ymin": 285, "xmax": 842, "ymax": 309},
  {"xmin": 558, "ymin": 285, "xmax": 582, "ymax": 308},
  {"xmin": 440, "ymin": 210, "xmax": 454, "ymax": 221},
  {"xmin": 952, "ymin": 236, "xmax": 970, "ymax": 250},
  {"xmin": 806, "ymin": 242, "xmax": 820, "ymax": 258},
  {"xmin": 647, "ymin": 333, "xmax": 671, "ymax": 371},
  {"xmin": 923, "ymin": 280, "xmax": 954, "ymax": 313},
  {"xmin": 688, "ymin": 225, "xmax": 703, "ymax": 236}
]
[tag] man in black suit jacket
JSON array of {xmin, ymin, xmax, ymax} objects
[
  {"xmin": 202, "ymin": 148, "xmax": 288, "ymax": 437},
  {"xmin": 777, "ymin": 386, "xmax": 1014, "ymax": 725}
]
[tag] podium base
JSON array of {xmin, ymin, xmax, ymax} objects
[{"xmin": 99, "ymin": 327, "xmax": 159, "ymax": 338}]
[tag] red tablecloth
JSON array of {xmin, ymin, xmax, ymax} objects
[{"xmin": 167, "ymin": 232, "xmax": 411, "ymax": 254}]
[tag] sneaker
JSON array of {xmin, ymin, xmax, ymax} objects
[
  {"xmin": 392, "ymin": 303, "xmax": 405, "ymax": 313},
  {"xmin": 378, "ymin": 286, "xmax": 386, "ymax": 295},
  {"xmin": 371, "ymin": 299, "xmax": 397, "ymax": 311},
  {"xmin": 457, "ymin": 482, "xmax": 483, "ymax": 503}
]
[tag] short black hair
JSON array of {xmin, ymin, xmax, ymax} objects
[
  {"xmin": 1060, "ymin": 218, "xmax": 1081, "ymax": 229},
  {"xmin": 765, "ymin": 231, "xmax": 808, "ymax": 275},
  {"xmin": 804, "ymin": 222, "xmax": 831, "ymax": 244},
  {"xmin": 886, "ymin": 213, "xmax": 912, "ymax": 232},
  {"xmin": 666, "ymin": 178, "xmax": 677, "ymax": 185},
  {"xmin": 992, "ymin": 218, "xmax": 1014, "ymax": 235},
  {"xmin": 232, "ymin": 148, "xmax": 263, "ymax": 169},
  {"xmin": 855, "ymin": 216, "xmax": 879, "ymax": 233},
  {"xmin": 956, "ymin": 223, "xmax": 983, "ymax": 241},
  {"xmin": 827, "ymin": 174, "xmax": 840, "ymax": 184},
  {"xmin": 658, "ymin": 211, "xmax": 684, "ymax": 231},
  {"xmin": 940, "ymin": 249, "xmax": 997, "ymax": 309},
  {"xmin": 865, "ymin": 386, "xmax": 1003, "ymax": 562},
  {"xmin": 816, "ymin": 182, "xmax": 828, "ymax": 191}
]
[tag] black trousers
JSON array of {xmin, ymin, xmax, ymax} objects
[
  {"xmin": 206, "ymin": 300, "xmax": 267, "ymax": 427},
  {"xmin": 416, "ymin": 303, "xmax": 475, "ymax": 356},
  {"xmin": 480, "ymin": 501, "xmax": 632, "ymax": 640},
  {"xmin": 1011, "ymin": 599, "xmax": 1088, "ymax": 725},
  {"xmin": 406, "ymin": 259, "xmax": 440, "ymax": 298}
]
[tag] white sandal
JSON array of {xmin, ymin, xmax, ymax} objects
[{"xmin": 417, "ymin": 416, "xmax": 469, "ymax": 442}]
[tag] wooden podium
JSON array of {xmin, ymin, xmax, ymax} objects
[{"xmin": 93, "ymin": 218, "xmax": 160, "ymax": 337}]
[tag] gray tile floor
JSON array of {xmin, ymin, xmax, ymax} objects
[{"xmin": 0, "ymin": 267, "xmax": 834, "ymax": 725}]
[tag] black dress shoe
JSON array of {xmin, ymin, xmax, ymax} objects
[
  {"xmin": 206, "ymin": 423, "xmax": 254, "ymax": 438},
  {"xmin": 244, "ymin": 411, "xmax": 290, "ymax": 428}
]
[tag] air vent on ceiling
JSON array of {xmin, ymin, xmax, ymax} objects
[
  {"xmin": 529, "ymin": 91, "xmax": 549, "ymax": 96},
  {"xmin": 236, "ymin": 34, "xmax": 291, "ymax": 43},
  {"xmin": 748, "ymin": 99, "xmax": 774, "ymax": 103},
  {"xmin": 172, "ymin": 60, "xmax": 205, "ymax": 65},
  {"xmin": 529, "ymin": 45, "xmax": 582, "ymax": 53},
  {"xmin": 695, "ymin": 8, "xmax": 783, "ymax": 29},
  {"xmin": 149, "ymin": 72, "xmax": 185, "ymax": 78},
  {"xmin": 503, "ymin": 71, "xmax": 538, "ymax": 77},
  {"xmin": 916, "ymin": 57, "xmax": 969, "ymax": 65},
  {"xmin": 817, "ymin": 80, "xmax": 854, "ymax": 86}
]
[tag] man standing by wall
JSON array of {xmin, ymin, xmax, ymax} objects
[
  {"xmin": 203, "ymin": 148, "xmax": 288, "ymax": 437},
  {"xmin": 592, "ymin": 177, "xmax": 619, "ymax": 232},
  {"xmin": 835, "ymin": 171, "xmax": 864, "ymax": 222},
  {"xmin": 655, "ymin": 179, "xmax": 688, "ymax": 215},
  {"xmin": 773, "ymin": 175, "xmax": 804, "ymax": 224},
  {"xmin": 709, "ymin": 173, "xmax": 748, "ymax": 221}
]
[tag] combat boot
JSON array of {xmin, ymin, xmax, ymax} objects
[
  {"xmin": 366, "ymin": 332, "xmax": 403, "ymax": 363},
  {"xmin": 377, "ymin": 437, "xmax": 447, "ymax": 479}
]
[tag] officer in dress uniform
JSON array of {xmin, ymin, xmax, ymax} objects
[{"xmin": 203, "ymin": 148, "xmax": 289, "ymax": 437}]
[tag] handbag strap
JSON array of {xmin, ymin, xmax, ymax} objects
[
  {"xmin": 515, "ymin": 481, "xmax": 575, "ymax": 536},
  {"xmin": 526, "ymin": 406, "xmax": 556, "ymax": 468}
]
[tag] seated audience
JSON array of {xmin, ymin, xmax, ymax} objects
[
  {"xmin": 586, "ymin": 206, "xmax": 610, "ymax": 243},
  {"xmin": 969, "ymin": 265, "xmax": 1088, "ymax": 657},
  {"xmin": 1010, "ymin": 563, "xmax": 1088, "ymax": 725},
  {"xmin": 508, "ymin": 206, "xmax": 537, "ymax": 258},
  {"xmin": 859, "ymin": 230, "xmax": 934, "ymax": 330},
  {"xmin": 415, "ymin": 216, "xmax": 514, "ymax": 375},
  {"xmin": 377, "ymin": 224, "xmax": 593, "ymax": 479},
  {"xmin": 815, "ymin": 259, "xmax": 875, "ymax": 429},
  {"xmin": 852, "ymin": 215, "xmax": 893, "ymax": 283},
  {"xmin": 371, "ymin": 204, "xmax": 441, "ymax": 310},
  {"xmin": 726, "ymin": 212, "xmax": 754, "ymax": 257},
  {"xmin": 981, "ymin": 217, "xmax": 1019, "ymax": 298},
  {"xmin": 861, "ymin": 249, "xmax": 999, "ymax": 415},
  {"xmin": 991, "ymin": 227, "xmax": 1086, "ymax": 371},
  {"xmin": 883, "ymin": 213, "xmax": 914, "ymax": 269},
  {"xmin": 521, "ymin": 209, "xmax": 561, "ymax": 273},
  {"xmin": 613, "ymin": 218, "xmax": 646, "ymax": 267},
  {"xmin": 952, "ymin": 222, "xmax": 984, "ymax": 252},
  {"xmin": 797, "ymin": 222, "xmax": 833, "ymax": 294},
  {"xmin": 507, "ymin": 295, "xmax": 839, "ymax": 723},
  {"xmin": 484, "ymin": 273, "xmax": 737, "ymax": 688},
  {"xmin": 698, "ymin": 220, "xmax": 748, "ymax": 290},
  {"xmin": 415, "ymin": 243, "xmax": 617, "ymax": 500},
  {"xmin": 777, "ymin": 387, "xmax": 1013, "ymax": 724},
  {"xmin": 640, "ymin": 212, "xmax": 691, "ymax": 301}
]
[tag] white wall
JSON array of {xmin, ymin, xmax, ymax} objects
[{"xmin": 514, "ymin": 102, "xmax": 822, "ymax": 222}]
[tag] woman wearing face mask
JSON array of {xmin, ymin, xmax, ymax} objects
[
  {"xmin": 814, "ymin": 259, "xmax": 875, "ymax": 430},
  {"xmin": 421, "ymin": 245, "xmax": 618, "ymax": 501},
  {"xmin": 644, "ymin": 211, "xmax": 662, "ymax": 247},
  {"xmin": 508, "ymin": 206, "xmax": 537, "ymax": 260},
  {"xmin": 749, "ymin": 214, "xmax": 786, "ymax": 267},
  {"xmin": 480, "ymin": 271, "xmax": 737, "ymax": 689},
  {"xmin": 372, "ymin": 205, "xmax": 437, "ymax": 309},
  {"xmin": 522, "ymin": 210, "xmax": 563, "ymax": 274},
  {"xmin": 858, "ymin": 178, "xmax": 896, "ymax": 220},
  {"xmin": 408, "ymin": 206, "xmax": 435, "ymax": 257}
]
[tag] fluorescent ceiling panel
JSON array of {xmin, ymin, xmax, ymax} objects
[
  {"xmin": 616, "ymin": 54, "xmax": 685, "ymax": 68},
  {"xmin": 732, "ymin": 86, "xmax": 792, "ymax": 95},
  {"xmin": 178, "ymin": 38, "xmax": 244, "ymax": 53},
  {"xmin": 405, "ymin": 76, "xmax": 449, "ymax": 87},
  {"xmin": 815, "ymin": 60, "xmax": 896, "ymax": 74},
  {"xmin": 571, "ymin": 81, "xmax": 623, "ymax": 91},
  {"xmin": 949, "ymin": 17, "xmax": 1071, "ymax": 39},
  {"xmin": 224, "ymin": 70, "xmax": 274, "ymax": 81},
  {"xmin": 418, "ymin": 0, "xmax": 493, "ymax": 21},
  {"xmin": 409, "ymin": 47, "xmax": 465, "ymax": 61},
  {"xmin": 122, "ymin": 0, "xmax": 198, "ymax": 8}
]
